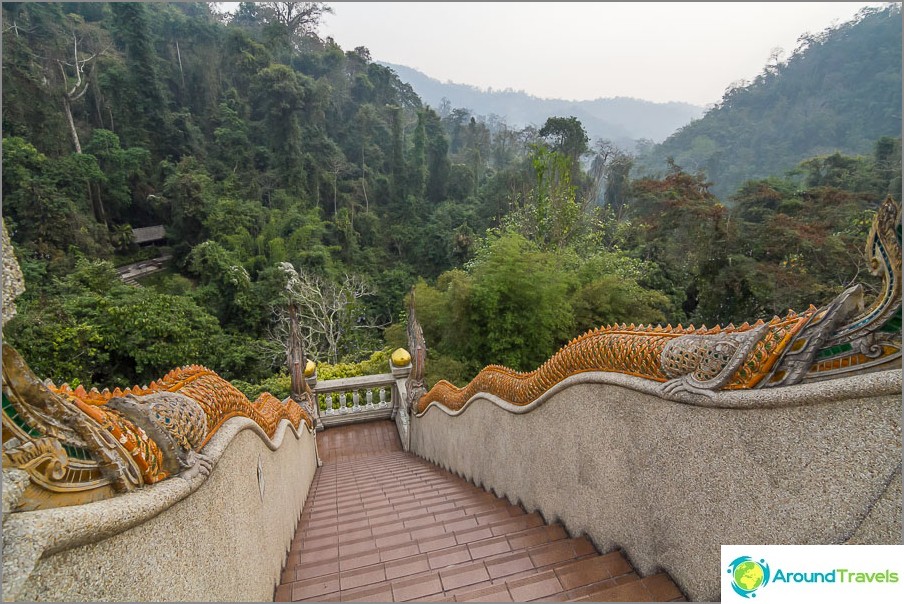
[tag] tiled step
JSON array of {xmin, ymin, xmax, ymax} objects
[
  {"xmin": 294, "ymin": 505, "xmax": 531, "ymax": 549},
  {"xmin": 281, "ymin": 515, "xmax": 561, "ymax": 585},
  {"xmin": 569, "ymin": 573, "xmax": 686, "ymax": 602},
  {"xmin": 449, "ymin": 551, "xmax": 636, "ymax": 602},
  {"xmin": 275, "ymin": 421, "xmax": 685, "ymax": 602},
  {"xmin": 282, "ymin": 543, "xmax": 600, "ymax": 603}
]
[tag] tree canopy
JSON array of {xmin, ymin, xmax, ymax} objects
[{"xmin": 2, "ymin": 2, "xmax": 899, "ymax": 395}]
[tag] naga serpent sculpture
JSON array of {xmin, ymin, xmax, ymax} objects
[
  {"xmin": 417, "ymin": 197, "xmax": 901, "ymax": 414},
  {"xmin": 2, "ymin": 219, "xmax": 314, "ymax": 512},
  {"xmin": 2, "ymin": 347, "xmax": 313, "ymax": 511}
]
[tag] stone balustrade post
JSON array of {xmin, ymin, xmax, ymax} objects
[
  {"xmin": 389, "ymin": 348, "xmax": 412, "ymax": 451},
  {"xmin": 304, "ymin": 360, "xmax": 322, "ymax": 431}
]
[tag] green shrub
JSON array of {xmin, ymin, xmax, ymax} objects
[
  {"xmin": 232, "ymin": 372, "xmax": 291, "ymax": 401},
  {"xmin": 315, "ymin": 348, "xmax": 392, "ymax": 380}
]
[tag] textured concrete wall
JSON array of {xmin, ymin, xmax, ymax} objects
[
  {"xmin": 410, "ymin": 371, "xmax": 902, "ymax": 602},
  {"xmin": 2, "ymin": 219, "xmax": 26, "ymax": 326},
  {"xmin": 13, "ymin": 419, "xmax": 318, "ymax": 602}
]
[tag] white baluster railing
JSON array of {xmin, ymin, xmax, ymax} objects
[
  {"xmin": 298, "ymin": 354, "xmax": 412, "ymax": 448},
  {"xmin": 307, "ymin": 361, "xmax": 410, "ymax": 430}
]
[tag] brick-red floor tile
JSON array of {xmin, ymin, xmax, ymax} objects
[{"xmin": 274, "ymin": 420, "xmax": 684, "ymax": 602}]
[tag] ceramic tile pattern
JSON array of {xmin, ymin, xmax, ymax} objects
[{"xmin": 276, "ymin": 421, "xmax": 685, "ymax": 602}]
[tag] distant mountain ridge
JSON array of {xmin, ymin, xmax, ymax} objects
[
  {"xmin": 381, "ymin": 62, "xmax": 706, "ymax": 148},
  {"xmin": 638, "ymin": 4, "xmax": 902, "ymax": 199}
]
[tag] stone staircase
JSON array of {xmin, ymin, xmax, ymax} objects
[
  {"xmin": 115, "ymin": 254, "xmax": 172, "ymax": 285},
  {"xmin": 275, "ymin": 421, "xmax": 685, "ymax": 602}
]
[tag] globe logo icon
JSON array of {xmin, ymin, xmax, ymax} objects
[{"xmin": 727, "ymin": 556, "xmax": 770, "ymax": 598}]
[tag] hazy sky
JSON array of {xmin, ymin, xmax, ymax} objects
[{"xmin": 317, "ymin": 2, "xmax": 889, "ymax": 106}]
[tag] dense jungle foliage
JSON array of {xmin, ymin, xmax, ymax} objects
[{"xmin": 2, "ymin": 2, "xmax": 900, "ymax": 397}]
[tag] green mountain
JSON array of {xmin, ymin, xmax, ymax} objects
[
  {"xmin": 382, "ymin": 62, "xmax": 705, "ymax": 148},
  {"xmin": 2, "ymin": 2, "xmax": 899, "ymax": 394},
  {"xmin": 638, "ymin": 4, "xmax": 902, "ymax": 199}
]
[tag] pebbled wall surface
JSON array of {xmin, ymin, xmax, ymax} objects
[
  {"xmin": 411, "ymin": 370, "xmax": 902, "ymax": 601},
  {"xmin": 10, "ymin": 419, "xmax": 318, "ymax": 602}
]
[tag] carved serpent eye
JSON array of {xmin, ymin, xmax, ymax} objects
[{"xmin": 48, "ymin": 459, "xmax": 67, "ymax": 481}]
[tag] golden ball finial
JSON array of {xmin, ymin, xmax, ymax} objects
[
  {"xmin": 391, "ymin": 348, "xmax": 411, "ymax": 367},
  {"xmin": 303, "ymin": 359, "xmax": 316, "ymax": 377}
]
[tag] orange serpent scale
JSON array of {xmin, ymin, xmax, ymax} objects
[{"xmin": 49, "ymin": 366, "xmax": 311, "ymax": 484}]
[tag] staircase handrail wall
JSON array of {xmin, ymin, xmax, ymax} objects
[
  {"xmin": 410, "ymin": 369, "xmax": 901, "ymax": 601},
  {"xmin": 3, "ymin": 416, "xmax": 319, "ymax": 601},
  {"xmin": 410, "ymin": 199, "xmax": 902, "ymax": 601}
]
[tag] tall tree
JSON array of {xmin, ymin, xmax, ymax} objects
[
  {"xmin": 260, "ymin": 2, "xmax": 331, "ymax": 36},
  {"xmin": 408, "ymin": 110, "xmax": 427, "ymax": 201},
  {"xmin": 388, "ymin": 104, "xmax": 405, "ymax": 201},
  {"xmin": 539, "ymin": 116, "xmax": 589, "ymax": 182},
  {"xmin": 251, "ymin": 64, "xmax": 308, "ymax": 188},
  {"xmin": 109, "ymin": 3, "xmax": 173, "ymax": 154},
  {"xmin": 423, "ymin": 108, "xmax": 450, "ymax": 204}
]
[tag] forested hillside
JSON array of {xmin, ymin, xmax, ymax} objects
[
  {"xmin": 2, "ymin": 2, "xmax": 900, "ymax": 397},
  {"xmin": 638, "ymin": 4, "xmax": 902, "ymax": 198},
  {"xmin": 383, "ymin": 62, "xmax": 705, "ymax": 148}
]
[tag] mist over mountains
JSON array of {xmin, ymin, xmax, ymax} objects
[{"xmin": 381, "ymin": 62, "xmax": 705, "ymax": 148}]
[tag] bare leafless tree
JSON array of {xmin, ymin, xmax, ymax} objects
[
  {"xmin": 56, "ymin": 33, "xmax": 110, "ymax": 154},
  {"xmin": 273, "ymin": 263, "xmax": 377, "ymax": 364}
]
